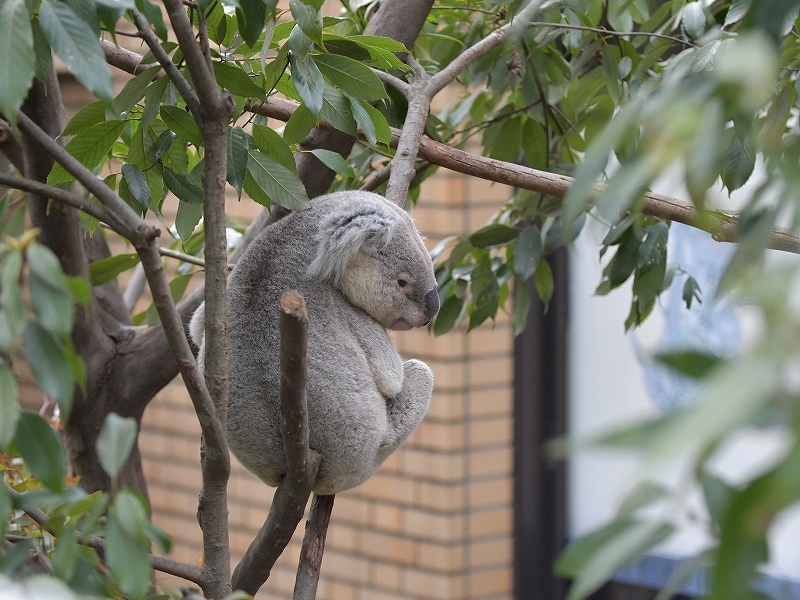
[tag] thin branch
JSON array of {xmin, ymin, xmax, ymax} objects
[
  {"xmin": 4, "ymin": 484, "xmax": 207, "ymax": 587},
  {"xmin": 371, "ymin": 68, "xmax": 410, "ymax": 97},
  {"xmin": 131, "ymin": 10, "xmax": 200, "ymax": 113},
  {"xmin": 101, "ymin": 40, "xmax": 158, "ymax": 75},
  {"xmin": 360, "ymin": 161, "xmax": 392, "ymax": 191},
  {"xmin": 158, "ymin": 246, "xmax": 206, "ymax": 267},
  {"xmin": 428, "ymin": 0, "xmax": 546, "ymax": 96},
  {"xmin": 161, "ymin": 0, "xmax": 222, "ymax": 113},
  {"xmin": 528, "ymin": 21, "xmax": 697, "ymax": 47},
  {"xmin": 384, "ymin": 0, "xmax": 546, "ymax": 204},
  {"xmin": 123, "ymin": 263, "xmax": 147, "ymax": 311},
  {"xmin": 248, "ymin": 97, "xmax": 800, "ymax": 255},
  {"xmin": 0, "ymin": 172, "xmax": 126, "ymax": 233},
  {"xmin": 293, "ymin": 494, "xmax": 334, "ymax": 600},
  {"xmin": 15, "ymin": 112, "xmax": 148, "ymax": 241},
  {"xmin": 231, "ymin": 291, "xmax": 322, "ymax": 596}
]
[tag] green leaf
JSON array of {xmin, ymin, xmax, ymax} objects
[
  {"xmin": 135, "ymin": 0, "xmax": 167, "ymax": 41},
  {"xmin": 247, "ymin": 149, "xmax": 310, "ymax": 210},
  {"xmin": 141, "ymin": 75, "xmax": 168, "ymax": 132},
  {"xmin": 48, "ymin": 120, "xmax": 126, "ymax": 186},
  {"xmin": 0, "ymin": 482, "xmax": 9, "ymax": 526},
  {"xmin": 283, "ymin": 103, "xmax": 316, "ymax": 145},
  {"xmin": 682, "ymin": 3, "xmax": 707, "ymax": 39},
  {"xmin": 0, "ymin": 0, "xmax": 35, "ymax": 126},
  {"xmin": 31, "ymin": 16, "xmax": 53, "ymax": 85},
  {"xmin": 722, "ymin": 131, "xmax": 756, "ymax": 193},
  {"xmin": 354, "ymin": 97, "xmax": 392, "ymax": 146},
  {"xmin": 468, "ymin": 224, "xmax": 519, "ymax": 248},
  {"xmin": 0, "ymin": 364, "xmax": 19, "ymax": 449},
  {"xmin": 61, "ymin": 101, "xmax": 105, "ymax": 137},
  {"xmin": 236, "ymin": 0, "xmax": 267, "ymax": 48},
  {"xmin": 655, "ymin": 350, "xmax": 720, "ymax": 379},
  {"xmin": 513, "ymin": 225, "xmax": 542, "ymax": 280},
  {"xmin": 164, "ymin": 167, "xmax": 204, "ymax": 204},
  {"xmin": 512, "ymin": 280, "xmax": 530, "ymax": 336},
  {"xmin": 469, "ymin": 277, "xmax": 499, "ymax": 330},
  {"xmin": 562, "ymin": 519, "xmax": 674, "ymax": 600},
  {"xmin": 175, "ymin": 201, "xmax": 203, "ymax": 240},
  {"xmin": 617, "ymin": 481, "xmax": 669, "ymax": 516},
  {"xmin": 320, "ymin": 85, "xmax": 357, "ymax": 136},
  {"xmin": 96, "ymin": 412, "xmax": 138, "ymax": 478},
  {"xmin": 114, "ymin": 64, "xmax": 160, "ymax": 113},
  {"xmin": 227, "ymin": 126, "xmax": 249, "ymax": 199},
  {"xmin": 700, "ymin": 471, "xmax": 733, "ymax": 529},
  {"xmin": 213, "ymin": 61, "xmax": 267, "ymax": 101},
  {"xmin": 153, "ymin": 129, "xmax": 177, "ymax": 162},
  {"xmin": 38, "ymin": 0, "xmax": 113, "ymax": 103},
  {"xmin": 23, "ymin": 321, "xmax": 74, "ymax": 410},
  {"xmin": 52, "ymin": 524, "xmax": 79, "ymax": 581},
  {"xmin": 14, "ymin": 411, "xmax": 65, "ymax": 491},
  {"xmin": 89, "ymin": 253, "xmax": 141, "ymax": 286},
  {"xmin": 122, "ymin": 163, "xmax": 151, "ymax": 211},
  {"xmin": 160, "ymin": 105, "xmax": 203, "ymax": 146},
  {"xmin": 105, "ymin": 508, "xmax": 151, "ymax": 600},
  {"xmin": 682, "ymin": 276, "xmax": 702, "ymax": 308},
  {"xmin": 289, "ymin": 0, "xmax": 322, "ymax": 47},
  {"xmin": 433, "ymin": 293, "xmax": 463, "ymax": 336},
  {"xmin": 534, "ymin": 259, "xmax": 554, "ymax": 305},
  {"xmin": 313, "ymin": 53, "xmax": 386, "ymax": 101},
  {"xmin": 290, "ymin": 53, "xmax": 325, "ymax": 116},
  {"xmin": 725, "ymin": 0, "xmax": 752, "ymax": 26},
  {"xmin": 306, "ymin": 149, "xmax": 354, "ymax": 178},
  {"xmin": 29, "ymin": 268, "xmax": 74, "ymax": 336},
  {"xmin": 252, "ymin": 123, "xmax": 295, "ymax": 172}
]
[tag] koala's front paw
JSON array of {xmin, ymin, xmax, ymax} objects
[{"xmin": 378, "ymin": 359, "xmax": 433, "ymax": 460}]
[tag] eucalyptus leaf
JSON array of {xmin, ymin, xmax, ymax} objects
[
  {"xmin": 14, "ymin": 411, "xmax": 65, "ymax": 492},
  {"xmin": 247, "ymin": 150, "xmax": 310, "ymax": 210},
  {"xmin": 96, "ymin": 412, "xmax": 138, "ymax": 478},
  {"xmin": 23, "ymin": 321, "xmax": 74, "ymax": 410},
  {"xmin": 0, "ymin": 364, "xmax": 19, "ymax": 449},
  {"xmin": 0, "ymin": 0, "xmax": 35, "ymax": 126}
]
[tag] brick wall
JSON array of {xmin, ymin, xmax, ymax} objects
[{"xmin": 142, "ymin": 171, "xmax": 517, "ymax": 599}]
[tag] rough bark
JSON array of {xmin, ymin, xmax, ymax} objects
[{"xmin": 293, "ymin": 494, "xmax": 335, "ymax": 600}]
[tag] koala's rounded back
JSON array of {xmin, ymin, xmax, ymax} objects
[{"xmin": 225, "ymin": 192, "xmax": 438, "ymax": 494}]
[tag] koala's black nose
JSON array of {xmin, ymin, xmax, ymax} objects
[{"xmin": 424, "ymin": 288, "xmax": 440, "ymax": 322}]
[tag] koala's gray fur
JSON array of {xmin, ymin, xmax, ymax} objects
[{"xmin": 189, "ymin": 191, "xmax": 439, "ymax": 494}]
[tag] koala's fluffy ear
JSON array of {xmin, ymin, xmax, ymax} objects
[{"xmin": 307, "ymin": 201, "xmax": 399, "ymax": 286}]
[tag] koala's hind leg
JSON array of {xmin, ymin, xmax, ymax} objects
[{"xmin": 377, "ymin": 359, "xmax": 433, "ymax": 461}]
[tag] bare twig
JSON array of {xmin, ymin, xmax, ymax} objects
[
  {"xmin": 4, "ymin": 484, "xmax": 207, "ymax": 587},
  {"xmin": 123, "ymin": 263, "xmax": 147, "ymax": 311},
  {"xmin": 158, "ymin": 246, "xmax": 206, "ymax": 267},
  {"xmin": 231, "ymin": 291, "xmax": 322, "ymax": 596},
  {"xmin": 293, "ymin": 494, "xmax": 334, "ymax": 600}
]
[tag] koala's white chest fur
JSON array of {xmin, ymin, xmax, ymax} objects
[{"xmin": 193, "ymin": 192, "xmax": 438, "ymax": 495}]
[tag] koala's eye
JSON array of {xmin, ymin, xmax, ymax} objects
[{"xmin": 397, "ymin": 278, "xmax": 409, "ymax": 288}]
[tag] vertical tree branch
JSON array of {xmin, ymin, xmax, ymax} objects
[
  {"xmin": 293, "ymin": 494, "xmax": 335, "ymax": 600},
  {"xmin": 231, "ymin": 291, "xmax": 322, "ymax": 596}
]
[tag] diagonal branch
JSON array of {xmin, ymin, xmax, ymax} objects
[
  {"xmin": 101, "ymin": 40, "xmax": 158, "ymax": 75},
  {"xmin": 0, "ymin": 172, "xmax": 126, "ymax": 233},
  {"xmin": 131, "ymin": 11, "xmax": 200, "ymax": 113}
]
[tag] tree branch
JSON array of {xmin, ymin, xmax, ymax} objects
[
  {"xmin": 101, "ymin": 40, "xmax": 158, "ymax": 75},
  {"xmin": 131, "ymin": 10, "xmax": 200, "ymax": 113},
  {"xmin": 293, "ymin": 494, "xmax": 334, "ymax": 600},
  {"xmin": 4, "ymin": 483, "xmax": 207, "ymax": 588},
  {"xmin": 384, "ymin": 0, "xmax": 546, "ymax": 205},
  {"xmin": 161, "ymin": 0, "xmax": 222, "ymax": 113},
  {"xmin": 371, "ymin": 68, "xmax": 410, "ymax": 97},
  {"xmin": 249, "ymin": 98, "xmax": 800, "ymax": 254},
  {"xmin": 0, "ymin": 172, "xmax": 125, "ymax": 231},
  {"xmin": 231, "ymin": 291, "xmax": 322, "ymax": 597}
]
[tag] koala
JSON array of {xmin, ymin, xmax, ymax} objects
[{"xmin": 189, "ymin": 191, "xmax": 439, "ymax": 494}]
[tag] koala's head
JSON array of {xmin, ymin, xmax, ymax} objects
[{"xmin": 307, "ymin": 193, "xmax": 439, "ymax": 330}]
